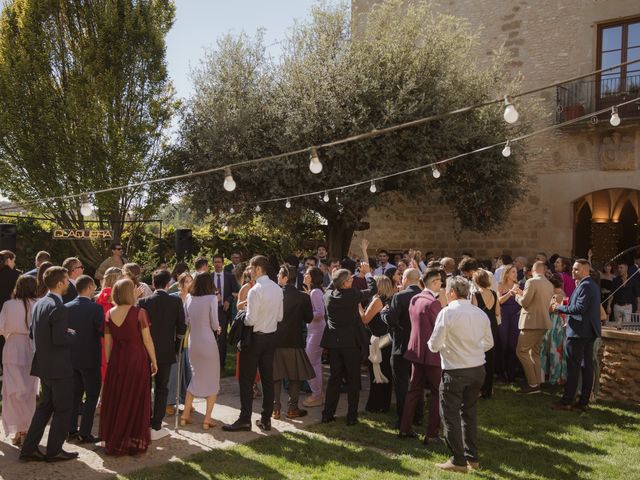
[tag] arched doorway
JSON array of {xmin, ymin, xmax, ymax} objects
[{"xmin": 573, "ymin": 188, "xmax": 640, "ymax": 264}]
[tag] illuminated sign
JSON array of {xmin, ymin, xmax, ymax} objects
[{"xmin": 52, "ymin": 229, "xmax": 114, "ymax": 240}]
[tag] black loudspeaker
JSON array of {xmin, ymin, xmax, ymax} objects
[
  {"xmin": 175, "ymin": 229, "xmax": 193, "ymax": 259},
  {"xmin": 0, "ymin": 223, "xmax": 16, "ymax": 252}
]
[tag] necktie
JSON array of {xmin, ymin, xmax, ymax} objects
[{"xmin": 216, "ymin": 274, "xmax": 222, "ymax": 305}]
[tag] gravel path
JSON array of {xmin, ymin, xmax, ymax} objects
[{"xmin": 0, "ymin": 370, "xmax": 370, "ymax": 479}]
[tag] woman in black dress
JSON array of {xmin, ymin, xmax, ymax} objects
[
  {"xmin": 360, "ymin": 275, "xmax": 395, "ymax": 413},
  {"xmin": 471, "ymin": 269, "xmax": 500, "ymax": 399}
]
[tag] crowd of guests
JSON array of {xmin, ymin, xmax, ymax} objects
[{"xmin": 0, "ymin": 241, "xmax": 635, "ymax": 471}]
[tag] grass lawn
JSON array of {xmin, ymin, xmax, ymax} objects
[{"xmin": 122, "ymin": 384, "xmax": 640, "ymax": 480}]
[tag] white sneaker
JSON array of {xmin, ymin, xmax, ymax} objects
[{"xmin": 150, "ymin": 427, "xmax": 170, "ymax": 441}]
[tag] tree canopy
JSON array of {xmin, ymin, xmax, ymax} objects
[
  {"xmin": 0, "ymin": 0, "xmax": 176, "ymax": 266},
  {"xmin": 177, "ymin": 0, "xmax": 527, "ymax": 258}
]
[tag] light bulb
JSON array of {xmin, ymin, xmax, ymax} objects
[
  {"xmin": 323, "ymin": 191, "xmax": 330, "ymax": 202},
  {"xmin": 229, "ymin": 207, "xmax": 235, "ymax": 214},
  {"xmin": 206, "ymin": 207, "xmax": 211, "ymax": 214},
  {"xmin": 223, "ymin": 168, "xmax": 236, "ymax": 192},
  {"xmin": 503, "ymin": 95, "xmax": 519, "ymax": 124},
  {"xmin": 369, "ymin": 181, "xmax": 377, "ymax": 193},
  {"xmin": 432, "ymin": 166, "xmax": 441, "ymax": 179},
  {"xmin": 610, "ymin": 107, "xmax": 621, "ymax": 127},
  {"xmin": 285, "ymin": 199, "xmax": 291, "ymax": 209},
  {"xmin": 80, "ymin": 198, "xmax": 92, "ymax": 217},
  {"xmin": 255, "ymin": 205, "xmax": 261, "ymax": 212},
  {"xmin": 502, "ymin": 141, "xmax": 511, "ymax": 158},
  {"xmin": 309, "ymin": 147, "xmax": 323, "ymax": 174}
]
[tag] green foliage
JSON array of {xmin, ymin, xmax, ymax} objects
[
  {"xmin": 0, "ymin": 0, "xmax": 177, "ymax": 267},
  {"xmin": 175, "ymin": 0, "xmax": 528, "ymax": 257},
  {"xmin": 9, "ymin": 216, "xmax": 77, "ymax": 272}
]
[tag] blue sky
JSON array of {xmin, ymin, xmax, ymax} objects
[{"xmin": 166, "ymin": 0, "xmax": 317, "ymax": 100}]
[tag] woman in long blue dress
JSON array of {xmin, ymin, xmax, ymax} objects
[{"xmin": 497, "ymin": 265, "xmax": 521, "ymax": 382}]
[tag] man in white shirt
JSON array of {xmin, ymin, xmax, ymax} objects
[
  {"xmin": 223, "ymin": 255, "xmax": 283, "ymax": 433},
  {"xmin": 373, "ymin": 249, "xmax": 395, "ymax": 276},
  {"xmin": 428, "ymin": 276, "xmax": 493, "ymax": 474}
]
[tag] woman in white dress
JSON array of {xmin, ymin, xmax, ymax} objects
[
  {"xmin": 181, "ymin": 273, "xmax": 220, "ymax": 430},
  {"xmin": 0, "ymin": 275, "xmax": 38, "ymax": 446}
]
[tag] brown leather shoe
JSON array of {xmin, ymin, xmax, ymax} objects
[
  {"xmin": 286, "ymin": 408, "xmax": 308, "ymax": 419},
  {"xmin": 272, "ymin": 410, "xmax": 281, "ymax": 420},
  {"xmin": 166, "ymin": 405, "xmax": 176, "ymax": 416},
  {"xmin": 435, "ymin": 460, "xmax": 468, "ymax": 473}
]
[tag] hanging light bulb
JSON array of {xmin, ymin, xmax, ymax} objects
[
  {"xmin": 502, "ymin": 140, "xmax": 512, "ymax": 158},
  {"xmin": 610, "ymin": 106, "xmax": 621, "ymax": 127},
  {"xmin": 432, "ymin": 166, "xmax": 441, "ymax": 179},
  {"xmin": 503, "ymin": 95, "xmax": 519, "ymax": 124},
  {"xmin": 369, "ymin": 181, "xmax": 377, "ymax": 193},
  {"xmin": 80, "ymin": 195, "xmax": 92, "ymax": 217},
  {"xmin": 285, "ymin": 199, "xmax": 291, "ymax": 209},
  {"xmin": 255, "ymin": 204, "xmax": 261, "ymax": 212},
  {"xmin": 309, "ymin": 147, "xmax": 323, "ymax": 174},
  {"xmin": 229, "ymin": 206, "xmax": 235, "ymax": 214},
  {"xmin": 323, "ymin": 191, "xmax": 330, "ymax": 203},
  {"xmin": 223, "ymin": 167, "xmax": 236, "ymax": 192},
  {"xmin": 206, "ymin": 205, "xmax": 211, "ymax": 214}
]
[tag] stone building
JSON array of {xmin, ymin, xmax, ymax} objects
[{"xmin": 350, "ymin": 0, "xmax": 640, "ymax": 265}]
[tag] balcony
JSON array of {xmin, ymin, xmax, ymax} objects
[{"xmin": 555, "ymin": 75, "xmax": 640, "ymax": 125}]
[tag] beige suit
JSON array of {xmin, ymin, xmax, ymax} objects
[{"xmin": 515, "ymin": 275, "xmax": 555, "ymax": 386}]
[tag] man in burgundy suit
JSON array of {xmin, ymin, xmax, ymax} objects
[{"xmin": 399, "ymin": 268, "xmax": 443, "ymax": 444}]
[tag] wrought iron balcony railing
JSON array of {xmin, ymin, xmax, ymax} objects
[{"xmin": 555, "ymin": 75, "xmax": 640, "ymax": 124}]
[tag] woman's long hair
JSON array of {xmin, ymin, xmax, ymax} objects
[
  {"xmin": 13, "ymin": 274, "xmax": 37, "ymax": 329},
  {"xmin": 36, "ymin": 261, "xmax": 54, "ymax": 298}
]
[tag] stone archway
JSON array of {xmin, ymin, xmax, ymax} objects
[{"xmin": 572, "ymin": 188, "xmax": 640, "ymax": 264}]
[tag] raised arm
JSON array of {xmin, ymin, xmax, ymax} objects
[
  {"xmin": 360, "ymin": 238, "xmax": 369, "ymax": 264},
  {"xmin": 361, "ymin": 296, "xmax": 383, "ymax": 325}
]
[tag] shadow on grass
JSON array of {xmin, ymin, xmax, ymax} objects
[
  {"xmin": 307, "ymin": 384, "xmax": 640, "ymax": 480},
  {"xmin": 126, "ymin": 430, "xmax": 418, "ymax": 480}
]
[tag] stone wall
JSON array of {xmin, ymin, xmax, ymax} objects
[
  {"xmin": 349, "ymin": 0, "xmax": 640, "ymax": 259},
  {"xmin": 599, "ymin": 329, "xmax": 640, "ymax": 404}
]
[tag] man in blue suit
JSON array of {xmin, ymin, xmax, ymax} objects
[
  {"xmin": 66, "ymin": 275, "xmax": 104, "ymax": 444},
  {"xmin": 552, "ymin": 258, "xmax": 601, "ymax": 412},
  {"xmin": 20, "ymin": 267, "xmax": 78, "ymax": 462}
]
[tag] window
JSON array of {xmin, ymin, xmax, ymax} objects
[{"xmin": 598, "ymin": 18, "xmax": 640, "ymax": 97}]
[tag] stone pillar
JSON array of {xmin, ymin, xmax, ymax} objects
[{"xmin": 599, "ymin": 329, "xmax": 640, "ymax": 404}]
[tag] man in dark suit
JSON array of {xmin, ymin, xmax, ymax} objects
[
  {"xmin": 62, "ymin": 257, "xmax": 84, "ymax": 304},
  {"xmin": 25, "ymin": 250, "xmax": 51, "ymax": 277},
  {"xmin": 212, "ymin": 254, "xmax": 238, "ymax": 368},
  {"xmin": 224, "ymin": 251, "xmax": 243, "ymax": 274},
  {"xmin": 384, "ymin": 267, "xmax": 423, "ymax": 428},
  {"xmin": 138, "ymin": 269, "xmax": 186, "ymax": 440},
  {"xmin": 552, "ymin": 258, "xmax": 601, "ymax": 412},
  {"xmin": 66, "ymin": 275, "xmax": 103, "ymax": 443},
  {"xmin": 321, "ymin": 264, "xmax": 376, "ymax": 426},
  {"xmin": 20, "ymin": 266, "xmax": 78, "ymax": 462},
  {"xmin": 399, "ymin": 268, "xmax": 443, "ymax": 443},
  {"xmin": 273, "ymin": 264, "xmax": 314, "ymax": 419}
]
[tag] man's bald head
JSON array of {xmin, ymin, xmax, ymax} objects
[
  {"xmin": 402, "ymin": 268, "xmax": 420, "ymax": 287},
  {"xmin": 532, "ymin": 261, "xmax": 546, "ymax": 275}
]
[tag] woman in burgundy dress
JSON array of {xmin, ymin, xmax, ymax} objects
[{"xmin": 100, "ymin": 278, "xmax": 158, "ymax": 456}]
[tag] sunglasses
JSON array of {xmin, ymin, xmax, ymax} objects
[{"xmin": 114, "ymin": 247, "xmax": 123, "ymax": 251}]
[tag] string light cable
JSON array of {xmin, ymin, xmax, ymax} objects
[
  {"xmin": 248, "ymin": 96, "xmax": 640, "ymax": 207},
  {"xmin": 2, "ymin": 58, "xmax": 638, "ymax": 212}
]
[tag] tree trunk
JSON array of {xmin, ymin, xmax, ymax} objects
[{"xmin": 326, "ymin": 217, "xmax": 356, "ymax": 259}]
